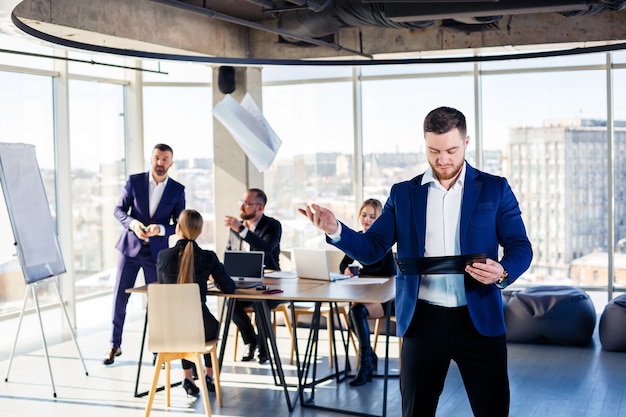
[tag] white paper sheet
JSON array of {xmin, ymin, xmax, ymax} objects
[
  {"xmin": 213, "ymin": 93, "xmax": 282, "ymax": 172},
  {"xmin": 337, "ymin": 278, "xmax": 389, "ymax": 285}
]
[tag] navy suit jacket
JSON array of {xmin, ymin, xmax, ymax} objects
[
  {"xmin": 330, "ymin": 163, "xmax": 532, "ymax": 337},
  {"xmin": 226, "ymin": 214, "xmax": 282, "ymax": 271},
  {"xmin": 114, "ymin": 172, "xmax": 185, "ymax": 261}
]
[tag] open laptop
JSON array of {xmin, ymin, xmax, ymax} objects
[
  {"xmin": 292, "ymin": 248, "xmax": 350, "ymax": 282},
  {"xmin": 223, "ymin": 250, "xmax": 265, "ymax": 288}
]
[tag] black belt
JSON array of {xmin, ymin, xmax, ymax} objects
[{"xmin": 395, "ymin": 253, "xmax": 486, "ymax": 275}]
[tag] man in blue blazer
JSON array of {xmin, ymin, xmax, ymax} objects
[
  {"xmin": 300, "ymin": 107, "xmax": 532, "ymax": 417},
  {"xmin": 104, "ymin": 144, "xmax": 185, "ymax": 365}
]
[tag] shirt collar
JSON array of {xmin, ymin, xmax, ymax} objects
[
  {"xmin": 247, "ymin": 214, "xmax": 263, "ymax": 232},
  {"xmin": 149, "ymin": 173, "xmax": 169, "ymax": 187}
]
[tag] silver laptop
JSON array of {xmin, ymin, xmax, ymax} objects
[
  {"xmin": 223, "ymin": 250, "xmax": 265, "ymax": 288},
  {"xmin": 292, "ymin": 248, "xmax": 350, "ymax": 282}
]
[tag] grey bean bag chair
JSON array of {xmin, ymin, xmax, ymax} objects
[
  {"xmin": 504, "ymin": 286, "xmax": 596, "ymax": 345},
  {"xmin": 599, "ymin": 293, "xmax": 626, "ymax": 352}
]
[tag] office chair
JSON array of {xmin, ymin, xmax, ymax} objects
[{"xmin": 145, "ymin": 283, "xmax": 222, "ymax": 417}]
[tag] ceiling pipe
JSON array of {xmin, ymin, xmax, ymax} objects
[
  {"xmin": 285, "ymin": 0, "xmax": 333, "ymax": 13},
  {"xmin": 384, "ymin": 0, "xmax": 593, "ymax": 22},
  {"xmin": 243, "ymin": 0, "xmax": 332, "ymax": 13},
  {"xmin": 149, "ymin": 0, "xmax": 373, "ymax": 58},
  {"xmin": 242, "ymin": 0, "xmax": 276, "ymax": 9}
]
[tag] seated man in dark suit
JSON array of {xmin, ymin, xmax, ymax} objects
[{"xmin": 224, "ymin": 188, "xmax": 282, "ymax": 364}]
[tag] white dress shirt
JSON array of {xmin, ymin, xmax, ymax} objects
[
  {"xmin": 130, "ymin": 173, "xmax": 168, "ymax": 236},
  {"xmin": 238, "ymin": 217, "xmax": 260, "ymax": 252},
  {"xmin": 418, "ymin": 163, "xmax": 467, "ymax": 307}
]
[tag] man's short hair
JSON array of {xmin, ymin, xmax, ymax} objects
[
  {"xmin": 153, "ymin": 143, "xmax": 174, "ymax": 155},
  {"xmin": 249, "ymin": 188, "xmax": 267, "ymax": 206},
  {"xmin": 423, "ymin": 107, "xmax": 467, "ymax": 138}
]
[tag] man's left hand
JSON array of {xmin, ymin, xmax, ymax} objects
[
  {"xmin": 465, "ymin": 258, "xmax": 504, "ymax": 285},
  {"xmin": 144, "ymin": 224, "xmax": 161, "ymax": 237}
]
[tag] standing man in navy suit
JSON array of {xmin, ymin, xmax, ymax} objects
[
  {"xmin": 104, "ymin": 143, "xmax": 185, "ymax": 365},
  {"xmin": 299, "ymin": 107, "xmax": 532, "ymax": 417}
]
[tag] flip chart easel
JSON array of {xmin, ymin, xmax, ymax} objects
[{"xmin": 0, "ymin": 142, "xmax": 88, "ymax": 397}]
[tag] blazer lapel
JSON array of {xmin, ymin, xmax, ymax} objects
[
  {"xmin": 460, "ymin": 164, "xmax": 482, "ymax": 251},
  {"xmin": 138, "ymin": 172, "xmax": 151, "ymax": 218},
  {"xmin": 409, "ymin": 175, "xmax": 428, "ymax": 257}
]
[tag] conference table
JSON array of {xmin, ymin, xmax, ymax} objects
[{"xmin": 212, "ymin": 275, "xmax": 396, "ymax": 417}]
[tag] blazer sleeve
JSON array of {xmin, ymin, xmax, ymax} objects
[
  {"xmin": 114, "ymin": 175, "xmax": 138, "ymax": 229},
  {"xmin": 156, "ymin": 248, "xmax": 179, "ymax": 284},
  {"xmin": 243, "ymin": 216, "xmax": 282, "ymax": 254}
]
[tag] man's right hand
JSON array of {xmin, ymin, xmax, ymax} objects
[
  {"xmin": 132, "ymin": 222, "xmax": 148, "ymax": 240},
  {"xmin": 298, "ymin": 203, "xmax": 339, "ymax": 235}
]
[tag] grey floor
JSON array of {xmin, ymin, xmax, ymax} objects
[{"xmin": 0, "ymin": 291, "xmax": 625, "ymax": 417}]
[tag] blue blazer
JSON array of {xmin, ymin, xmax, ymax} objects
[
  {"xmin": 330, "ymin": 163, "xmax": 532, "ymax": 337},
  {"xmin": 114, "ymin": 172, "xmax": 186, "ymax": 261}
]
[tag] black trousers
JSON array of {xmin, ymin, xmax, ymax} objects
[
  {"xmin": 181, "ymin": 305, "xmax": 219, "ymax": 370},
  {"xmin": 400, "ymin": 300, "xmax": 509, "ymax": 417},
  {"xmin": 232, "ymin": 300, "xmax": 286, "ymax": 346}
]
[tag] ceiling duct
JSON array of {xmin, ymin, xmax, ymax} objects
[{"xmin": 276, "ymin": 0, "xmax": 626, "ymax": 44}]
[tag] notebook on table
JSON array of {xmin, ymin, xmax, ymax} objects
[
  {"xmin": 223, "ymin": 250, "xmax": 265, "ymax": 288},
  {"xmin": 292, "ymin": 248, "xmax": 351, "ymax": 282}
]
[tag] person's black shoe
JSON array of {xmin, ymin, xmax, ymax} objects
[
  {"xmin": 103, "ymin": 347, "xmax": 121, "ymax": 365},
  {"xmin": 241, "ymin": 343, "xmax": 257, "ymax": 361},
  {"xmin": 205, "ymin": 375, "xmax": 216, "ymax": 393},
  {"xmin": 182, "ymin": 378, "xmax": 200, "ymax": 396},
  {"xmin": 349, "ymin": 350, "xmax": 376, "ymax": 387},
  {"xmin": 257, "ymin": 350, "xmax": 270, "ymax": 364}
]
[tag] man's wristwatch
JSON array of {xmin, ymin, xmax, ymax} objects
[
  {"xmin": 238, "ymin": 224, "xmax": 245, "ymax": 233},
  {"xmin": 495, "ymin": 269, "xmax": 509, "ymax": 288}
]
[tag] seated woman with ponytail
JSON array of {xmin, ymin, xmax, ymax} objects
[{"xmin": 156, "ymin": 209, "xmax": 236, "ymax": 395}]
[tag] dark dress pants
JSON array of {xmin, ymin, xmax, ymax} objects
[
  {"xmin": 111, "ymin": 245, "xmax": 157, "ymax": 348},
  {"xmin": 232, "ymin": 300, "xmax": 286, "ymax": 350},
  {"xmin": 182, "ymin": 305, "xmax": 219, "ymax": 370},
  {"xmin": 400, "ymin": 300, "xmax": 509, "ymax": 417}
]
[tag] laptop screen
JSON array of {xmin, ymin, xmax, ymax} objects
[
  {"xmin": 223, "ymin": 251, "xmax": 265, "ymax": 279},
  {"xmin": 293, "ymin": 248, "xmax": 349, "ymax": 281}
]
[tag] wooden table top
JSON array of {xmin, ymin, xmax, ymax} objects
[
  {"xmin": 127, "ymin": 276, "xmax": 396, "ymax": 305},
  {"xmin": 213, "ymin": 276, "xmax": 395, "ymax": 304}
]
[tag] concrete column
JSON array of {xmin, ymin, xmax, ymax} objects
[
  {"xmin": 124, "ymin": 60, "xmax": 145, "ymax": 175},
  {"xmin": 213, "ymin": 66, "xmax": 264, "ymax": 259}
]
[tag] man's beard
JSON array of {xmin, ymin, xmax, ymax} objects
[
  {"xmin": 430, "ymin": 160, "xmax": 463, "ymax": 181},
  {"xmin": 154, "ymin": 166, "xmax": 167, "ymax": 176},
  {"xmin": 240, "ymin": 211, "xmax": 255, "ymax": 220}
]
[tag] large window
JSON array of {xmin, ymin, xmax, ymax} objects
[
  {"xmin": 69, "ymin": 79, "xmax": 125, "ymax": 296},
  {"xmin": 2, "ymin": 34, "xmax": 626, "ymax": 318},
  {"xmin": 360, "ymin": 70, "xmax": 475, "ymax": 202},
  {"xmin": 482, "ymin": 66, "xmax": 609, "ymax": 290},
  {"xmin": 262, "ymin": 78, "xmax": 355, "ymax": 248}
]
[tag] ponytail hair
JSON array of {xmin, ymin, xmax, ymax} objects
[{"xmin": 176, "ymin": 209, "xmax": 204, "ymax": 284}]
